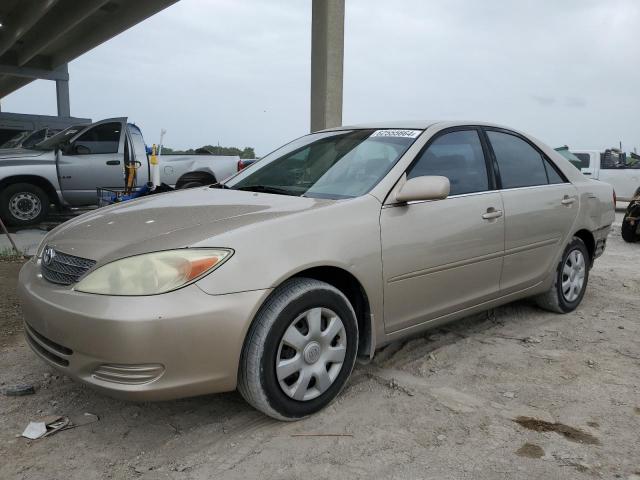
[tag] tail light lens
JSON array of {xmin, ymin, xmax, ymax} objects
[{"xmin": 237, "ymin": 159, "xmax": 245, "ymax": 171}]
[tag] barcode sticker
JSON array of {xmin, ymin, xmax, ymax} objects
[{"xmin": 370, "ymin": 129, "xmax": 422, "ymax": 139}]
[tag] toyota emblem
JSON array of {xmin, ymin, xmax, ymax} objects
[{"xmin": 42, "ymin": 246, "xmax": 56, "ymax": 266}]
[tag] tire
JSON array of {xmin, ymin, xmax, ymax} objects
[
  {"xmin": 535, "ymin": 237, "xmax": 590, "ymax": 313},
  {"xmin": 0, "ymin": 183, "xmax": 50, "ymax": 226},
  {"xmin": 238, "ymin": 277, "xmax": 358, "ymax": 421},
  {"xmin": 621, "ymin": 219, "xmax": 639, "ymax": 243}
]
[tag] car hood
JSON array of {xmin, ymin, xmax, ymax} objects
[
  {"xmin": 43, "ymin": 187, "xmax": 334, "ymax": 264},
  {"xmin": 0, "ymin": 148, "xmax": 51, "ymax": 161}
]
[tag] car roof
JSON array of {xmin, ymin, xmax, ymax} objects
[{"xmin": 318, "ymin": 120, "xmax": 512, "ymax": 132}]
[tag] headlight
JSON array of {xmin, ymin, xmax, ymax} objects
[{"xmin": 75, "ymin": 248, "xmax": 232, "ymax": 296}]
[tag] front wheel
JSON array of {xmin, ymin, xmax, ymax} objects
[
  {"xmin": 0, "ymin": 183, "xmax": 50, "ymax": 226},
  {"xmin": 535, "ymin": 237, "xmax": 590, "ymax": 313},
  {"xmin": 238, "ymin": 278, "xmax": 358, "ymax": 421}
]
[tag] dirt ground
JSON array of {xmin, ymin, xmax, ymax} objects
[{"xmin": 1, "ymin": 216, "xmax": 639, "ymax": 480}]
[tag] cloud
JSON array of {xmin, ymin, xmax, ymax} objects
[
  {"xmin": 565, "ymin": 97, "xmax": 587, "ymax": 108},
  {"xmin": 531, "ymin": 96, "xmax": 557, "ymax": 106}
]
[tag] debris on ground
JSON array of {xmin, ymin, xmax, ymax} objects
[
  {"xmin": 22, "ymin": 416, "xmax": 69, "ymax": 439},
  {"xmin": 20, "ymin": 413, "xmax": 99, "ymax": 440},
  {"xmin": 1, "ymin": 384, "xmax": 35, "ymax": 396}
]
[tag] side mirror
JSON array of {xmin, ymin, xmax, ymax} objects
[
  {"xmin": 72, "ymin": 144, "xmax": 91, "ymax": 155},
  {"xmin": 395, "ymin": 175, "xmax": 450, "ymax": 203}
]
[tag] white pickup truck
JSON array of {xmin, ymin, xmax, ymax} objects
[
  {"xmin": 0, "ymin": 117, "xmax": 241, "ymax": 226},
  {"xmin": 570, "ymin": 149, "xmax": 640, "ymax": 202}
]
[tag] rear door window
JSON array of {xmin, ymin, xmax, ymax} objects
[
  {"xmin": 407, "ymin": 130, "xmax": 490, "ymax": 196},
  {"xmin": 487, "ymin": 131, "xmax": 548, "ymax": 189}
]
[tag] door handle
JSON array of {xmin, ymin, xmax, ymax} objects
[
  {"xmin": 561, "ymin": 195, "xmax": 576, "ymax": 205},
  {"xmin": 582, "ymin": 172, "xmax": 591, "ymax": 175},
  {"xmin": 106, "ymin": 160, "xmax": 121, "ymax": 166},
  {"xmin": 482, "ymin": 208, "xmax": 503, "ymax": 220}
]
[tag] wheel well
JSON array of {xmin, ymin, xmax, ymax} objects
[
  {"xmin": 0, "ymin": 175, "xmax": 58, "ymax": 205},
  {"xmin": 574, "ymin": 229, "xmax": 595, "ymax": 262},
  {"xmin": 175, "ymin": 171, "xmax": 217, "ymax": 188},
  {"xmin": 292, "ymin": 266, "xmax": 372, "ymax": 359}
]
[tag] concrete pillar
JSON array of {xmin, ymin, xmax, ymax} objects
[
  {"xmin": 56, "ymin": 78, "xmax": 70, "ymax": 117},
  {"xmin": 310, "ymin": 0, "xmax": 345, "ymax": 132}
]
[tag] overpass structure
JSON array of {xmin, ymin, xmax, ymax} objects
[
  {"xmin": 0, "ymin": 0, "xmax": 177, "ymax": 143},
  {"xmin": 0, "ymin": 0, "xmax": 344, "ymax": 143}
]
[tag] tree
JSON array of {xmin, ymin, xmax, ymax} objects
[{"xmin": 160, "ymin": 145, "xmax": 256, "ymax": 158}]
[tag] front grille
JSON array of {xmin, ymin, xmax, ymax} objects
[
  {"xmin": 24, "ymin": 323, "xmax": 73, "ymax": 367},
  {"xmin": 41, "ymin": 248, "xmax": 96, "ymax": 285}
]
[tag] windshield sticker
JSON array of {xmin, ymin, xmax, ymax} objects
[{"xmin": 370, "ymin": 129, "xmax": 422, "ymax": 139}]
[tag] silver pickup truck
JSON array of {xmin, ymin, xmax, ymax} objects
[{"xmin": 0, "ymin": 117, "xmax": 240, "ymax": 226}]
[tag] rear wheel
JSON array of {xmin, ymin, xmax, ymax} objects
[
  {"xmin": 621, "ymin": 220, "xmax": 639, "ymax": 243},
  {"xmin": 535, "ymin": 237, "xmax": 590, "ymax": 313},
  {"xmin": 0, "ymin": 183, "xmax": 49, "ymax": 226},
  {"xmin": 238, "ymin": 278, "xmax": 358, "ymax": 420}
]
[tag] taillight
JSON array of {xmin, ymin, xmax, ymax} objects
[{"xmin": 237, "ymin": 159, "xmax": 245, "ymax": 171}]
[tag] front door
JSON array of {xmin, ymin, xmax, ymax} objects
[
  {"xmin": 381, "ymin": 129, "xmax": 505, "ymax": 333},
  {"xmin": 484, "ymin": 129, "xmax": 579, "ymax": 294},
  {"xmin": 58, "ymin": 118, "xmax": 127, "ymax": 205}
]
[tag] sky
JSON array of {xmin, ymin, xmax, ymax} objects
[{"xmin": 3, "ymin": 0, "xmax": 639, "ymax": 156}]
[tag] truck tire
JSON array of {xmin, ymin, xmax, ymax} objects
[
  {"xmin": 535, "ymin": 237, "xmax": 590, "ymax": 313},
  {"xmin": 621, "ymin": 217, "xmax": 639, "ymax": 243},
  {"xmin": 0, "ymin": 183, "xmax": 50, "ymax": 226},
  {"xmin": 238, "ymin": 278, "xmax": 358, "ymax": 421}
]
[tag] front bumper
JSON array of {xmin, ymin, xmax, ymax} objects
[{"xmin": 18, "ymin": 259, "xmax": 271, "ymax": 401}]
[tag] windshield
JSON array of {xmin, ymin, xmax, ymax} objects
[
  {"xmin": 29, "ymin": 124, "xmax": 87, "ymax": 150},
  {"xmin": 225, "ymin": 129, "xmax": 422, "ymax": 199}
]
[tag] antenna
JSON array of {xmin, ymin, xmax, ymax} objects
[{"xmin": 158, "ymin": 128, "xmax": 167, "ymax": 156}]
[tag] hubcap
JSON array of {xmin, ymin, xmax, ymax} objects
[
  {"xmin": 8, "ymin": 192, "xmax": 41, "ymax": 221},
  {"xmin": 561, "ymin": 249, "xmax": 586, "ymax": 302},
  {"xmin": 276, "ymin": 307, "xmax": 347, "ymax": 401}
]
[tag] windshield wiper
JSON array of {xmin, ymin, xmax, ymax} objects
[
  {"xmin": 209, "ymin": 182, "xmax": 231, "ymax": 189},
  {"xmin": 234, "ymin": 185, "xmax": 298, "ymax": 196}
]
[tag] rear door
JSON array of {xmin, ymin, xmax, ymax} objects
[
  {"xmin": 485, "ymin": 129, "xmax": 579, "ymax": 294},
  {"xmin": 57, "ymin": 118, "xmax": 127, "ymax": 205},
  {"xmin": 381, "ymin": 128, "xmax": 505, "ymax": 332}
]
